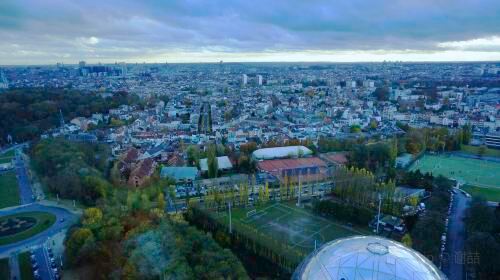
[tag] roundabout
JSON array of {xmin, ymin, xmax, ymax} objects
[
  {"xmin": 0, "ymin": 203, "xmax": 77, "ymax": 256},
  {"xmin": 0, "ymin": 211, "xmax": 56, "ymax": 245}
]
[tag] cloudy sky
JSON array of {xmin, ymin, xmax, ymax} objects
[{"xmin": 1, "ymin": 0, "xmax": 500, "ymax": 64}]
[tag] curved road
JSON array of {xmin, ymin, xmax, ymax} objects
[{"xmin": 0, "ymin": 203, "xmax": 77, "ymax": 256}]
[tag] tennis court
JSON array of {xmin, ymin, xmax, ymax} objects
[
  {"xmin": 410, "ymin": 154, "xmax": 500, "ymax": 188},
  {"xmin": 216, "ymin": 202, "xmax": 367, "ymax": 251}
]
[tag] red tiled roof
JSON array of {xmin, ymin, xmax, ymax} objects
[
  {"xmin": 131, "ymin": 158, "xmax": 156, "ymax": 178},
  {"xmin": 257, "ymin": 157, "xmax": 327, "ymax": 172},
  {"xmin": 323, "ymin": 153, "xmax": 348, "ymax": 165},
  {"xmin": 123, "ymin": 148, "xmax": 139, "ymax": 163}
]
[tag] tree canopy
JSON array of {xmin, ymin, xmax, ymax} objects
[{"xmin": 0, "ymin": 88, "xmax": 140, "ymax": 145}]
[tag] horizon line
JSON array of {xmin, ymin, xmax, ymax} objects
[{"xmin": 2, "ymin": 60, "xmax": 500, "ymax": 67}]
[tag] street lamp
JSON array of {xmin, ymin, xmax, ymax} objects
[{"xmin": 376, "ymin": 193, "xmax": 382, "ymax": 234}]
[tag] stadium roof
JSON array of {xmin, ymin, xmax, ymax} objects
[
  {"xmin": 252, "ymin": 146, "xmax": 313, "ymax": 160},
  {"xmin": 293, "ymin": 236, "xmax": 446, "ymax": 280}
]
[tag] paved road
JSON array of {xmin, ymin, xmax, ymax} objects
[
  {"xmin": 33, "ymin": 245, "xmax": 60, "ymax": 280},
  {"xmin": 443, "ymin": 190, "xmax": 470, "ymax": 280},
  {"xmin": 14, "ymin": 151, "xmax": 35, "ymax": 205}
]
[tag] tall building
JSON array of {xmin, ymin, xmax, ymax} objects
[
  {"xmin": 257, "ymin": 74, "xmax": 263, "ymax": 86},
  {"xmin": 242, "ymin": 74, "xmax": 248, "ymax": 85},
  {"xmin": 0, "ymin": 70, "xmax": 7, "ymax": 89},
  {"xmin": 119, "ymin": 62, "xmax": 127, "ymax": 77},
  {"xmin": 78, "ymin": 61, "xmax": 86, "ymax": 68}
]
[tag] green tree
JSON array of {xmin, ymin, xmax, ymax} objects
[
  {"xmin": 157, "ymin": 192, "xmax": 166, "ymax": 211},
  {"xmin": 207, "ymin": 145, "xmax": 218, "ymax": 178},
  {"xmin": 402, "ymin": 234, "xmax": 413, "ymax": 247},
  {"xmin": 82, "ymin": 207, "xmax": 103, "ymax": 227}
]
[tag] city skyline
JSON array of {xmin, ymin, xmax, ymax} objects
[{"xmin": 1, "ymin": 0, "xmax": 500, "ymax": 64}]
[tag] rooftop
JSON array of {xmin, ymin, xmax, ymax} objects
[
  {"xmin": 257, "ymin": 157, "xmax": 327, "ymax": 172},
  {"xmin": 252, "ymin": 145, "xmax": 313, "ymax": 160},
  {"xmin": 161, "ymin": 166, "xmax": 198, "ymax": 182},
  {"xmin": 199, "ymin": 156, "xmax": 233, "ymax": 171}
]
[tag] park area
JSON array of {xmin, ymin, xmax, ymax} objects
[
  {"xmin": 0, "ymin": 211, "xmax": 56, "ymax": 245},
  {"xmin": 0, "ymin": 171, "xmax": 20, "ymax": 209},
  {"xmin": 214, "ymin": 202, "xmax": 369, "ymax": 261}
]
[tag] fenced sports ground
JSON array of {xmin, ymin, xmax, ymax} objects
[
  {"xmin": 214, "ymin": 202, "xmax": 368, "ymax": 254},
  {"xmin": 409, "ymin": 153, "xmax": 500, "ymax": 188}
]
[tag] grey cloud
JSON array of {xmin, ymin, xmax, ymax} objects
[{"xmin": 0, "ymin": 0, "xmax": 499, "ymax": 64}]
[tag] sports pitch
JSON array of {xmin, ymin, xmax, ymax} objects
[
  {"xmin": 410, "ymin": 154, "xmax": 500, "ymax": 188},
  {"xmin": 216, "ymin": 202, "xmax": 368, "ymax": 252}
]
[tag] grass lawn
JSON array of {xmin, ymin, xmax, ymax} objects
[
  {"xmin": 0, "ymin": 212, "xmax": 56, "ymax": 245},
  {"xmin": 461, "ymin": 145, "xmax": 500, "ymax": 158},
  {"xmin": 0, "ymin": 171, "xmax": 20, "ymax": 209},
  {"xmin": 410, "ymin": 154, "xmax": 500, "ymax": 188},
  {"xmin": 461, "ymin": 185, "xmax": 500, "ymax": 202},
  {"xmin": 212, "ymin": 202, "xmax": 370, "ymax": 263},
  {"xmin": 18, "ymin": 252, "xmax": 35, "ymax": 280},
  {"xmin": 0, "ymin": 150, "xmax": 15, "ymax": 164},
  {"xmin": 0, "ymin": 258, "xmax": 9, "ymax": 280}
]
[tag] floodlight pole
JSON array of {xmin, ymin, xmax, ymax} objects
[
  {"xmin": 297, "ymin": 174, "xmax": 302, "ymax": 207},
  {"xmin": 376, "ymin": 193, "xmax": 382, "ymax": 234},
  {"xmin": 228, "ymin": 201, "xmax": 232, "ymax": 234}
]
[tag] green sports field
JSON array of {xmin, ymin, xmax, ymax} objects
[
  {"xmin": 0, "ymin": 150, "xmax": 15, "ymax": 164},
  {"xmin": 410, "ymin": 154, "xmax": 500, "ymax": 188},
  {"xmin": 214, "ymin": 202, "xmax": 369, "ymax": 257}
]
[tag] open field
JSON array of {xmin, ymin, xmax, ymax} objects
[
  {"xmin": 19, "ymin": 252, "xmax": 35, "ymax": 280},
  {"xmin": 0, "ymin": 150, "xmax": 15, "ymax": 164},
  {"xmin": 0, "ymin": 258, "xmax": 9, "ymax": 279},
  {"xmin": 0, "ymin": 171, "xmax": 20, "ymax": 209},
  {"xmin": 461, "ymin": 145, "xmax": 500, "ymax": 158},
  {"xmin": 214, "ymin": 202, "xmax": 369, "ymax": 255},
  {"xmin": 461, "ymin": 185, "xmax": 500, "ymax": 202},
  {"xmin": 410, "ymin": 154, "xmax": 500, "ymax": 188},
  {"xmin": 0, "ymin": 212, "xmax": 56, "ymax": 245}
]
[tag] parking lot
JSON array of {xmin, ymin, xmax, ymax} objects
[{"xmin": 29, "ymin": 244, "xmax": 61, "ymax": 280}]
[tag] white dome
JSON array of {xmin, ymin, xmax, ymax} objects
[{"xmin": 293, "ymin": 236, "xmax": 446, "ymax": 280}]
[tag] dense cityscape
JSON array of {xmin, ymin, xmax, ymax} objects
[{"xmin": 1, "ymin": 1, "xmax": 500, "ymax": 280}]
